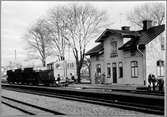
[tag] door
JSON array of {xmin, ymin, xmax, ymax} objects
[
  {"xmin": 112, "ymin": 63, "xmax": 117, "ymax": 83},
  {"xmin": 95, "ymin": 64, "xmax": 101, "ymax": 84}
]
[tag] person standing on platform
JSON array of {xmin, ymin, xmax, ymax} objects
[
  {"xmin": 70, "ymin": 73, "xmax": 76, "ymax": 83},
  {"xmin": 57, "ymin": 74, "xmax": 61, "ymax": 84}
]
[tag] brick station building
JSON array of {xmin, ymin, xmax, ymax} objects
[{"xmin": 86, "ymin": 20, "xmax": 165, "ymax": 86}]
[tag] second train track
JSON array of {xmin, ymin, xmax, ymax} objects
[
  {"xmin": 1, "ymin": 95, "xmax": 65, "ymax": 116},
  {"xmin": 2, "ymin": 84, "xmax": 164, "ymax": 115}
]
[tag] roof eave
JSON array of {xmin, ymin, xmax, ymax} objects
[
  {"xmin": 85, "ymin": 49, "xmax": 104, "ymax": 55},
  {"xmin": 95, "ymin": 29, "xmax": 110, "ymax": 42},
  {"xmin": 118, "ymin": 46, "xmax": 137, "ymax": 51},
  {"xmin": 86, "ymin": 51, "xmax": 104, "ymax": 56}
]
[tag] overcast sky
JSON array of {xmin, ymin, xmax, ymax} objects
[{"xmin": 1, "ymin": 1, "xmax": 165, "ymax": 67}]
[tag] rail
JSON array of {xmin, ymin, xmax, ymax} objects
[
  {"xmin": 1, "ymin": 95, "xmax": 65, "ymax": 116},
  {"xmin": 2, "ymin": 84, "xmax": 164, "ymax": 115}
]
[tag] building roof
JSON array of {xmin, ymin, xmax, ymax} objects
[
  {"xmin": 138, "ymin": 24, "xmax": 165, "ymax": 45},
  {"xmin": 118, "ymin": 38, "xmax": 139, "ymax": 50},
  {"xmin": 95, "ymin": 29, "xmax": 141, "ymax": 42},
  {"xmin": 119, "ymin": 24, "xmax": 165, "ymax": 50},
  {"xmin": 85, "ymin": 43, "xmax": 104, "ymax": 55},
  {"xmin": 86, "ymin": 24, "xmax": 165, "ymax": 55}
]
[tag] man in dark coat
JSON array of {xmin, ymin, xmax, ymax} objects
[
  {"xmin": 57, "ymin": 74, "xmax": 61, "ymax": 84},
  {"xmin": 70, "ymin": 73, "xmax": 76, "ymax": 83}
]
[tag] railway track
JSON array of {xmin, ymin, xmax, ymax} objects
[
  {"xmin": 1, "ymin": 95, "xmax": 65, "ymax": 116},
  {"xmin": 2, "ymin": 84, "xmax": 164, "ymax": 115},
  {"xmin": 95, "ymin": 88, "xmax": 164, "ymax": 96}
]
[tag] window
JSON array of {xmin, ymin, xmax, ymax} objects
[
  {"xmin": 131, "ymin": 61, "xmax": 138, "ymax": 78},
  {"xmin": 70, "ymin": 63, "xmax": 72, "ymax": 68},
  {"xmin": 47, "ymin": 64, "xmax": 53, "ymax": 70},
  {"xmin": 119, "ymin": 62, "xmax": 123, "ymax": 78},
  {"xmin": 67, "ymin": 63, "xmax": 70, "ymax": 69},
  {"xmin": 107, "ymin": 63, "xmax": 111, "ymax": 78},
  {"xmin": 112, "ymin": 63, "xmax": 117, "ymax": 68},
  {"xmin": 47, "ymin": 64, "xmax": 50, "ymax": 70},
  {"xmin": 111, "ymin": 41, "xmax": 117, "ymax": 54},
  {"xmin": 71, "ymin": 63, "xmax": 74, "ymax": 68},
  {"xmin": 157, "ymin": 60, "xmax": 164, "ymax": 77},
  {"xmin": 110, "ymin": 41, "xmax": 118, "ymax": 57},
  {"xmin": 51, "ymin": 64, "xmax": 53, "ymax": 70},
  {"xmin": 96, "ymin": 64, "xmax": 101, "ymax": 74},
  {"xmin": 160, "ymin": 35, "xmax": 165, "ymax": 50}
]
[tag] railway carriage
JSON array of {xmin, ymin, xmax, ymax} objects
[
  {"xmin": 23, "ymin": 67, "xmax": 36, "ymax": 85},
  {"xmin": 7, "ymin": 70, "xmax": 15, "ymax": 84},
  {"xmin": 36, "ymin": 69, "xmax": 55, "ymax": 86}
]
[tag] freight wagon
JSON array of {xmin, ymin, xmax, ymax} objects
[{"xmin": 7, "ymin": 67, "xmax": 55, "ymax": 86}]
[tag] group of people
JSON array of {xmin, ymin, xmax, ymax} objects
[
  {"xmin": 95, "ymin": 72, "xmax": 105, "ymax": 84},
  {"xmin": 148, "ymin": 74, "xmax": 164, "ymax": 92},
  {"xmin": 56, "ymin": 73, "xmax": 76, "ymax": 84}
]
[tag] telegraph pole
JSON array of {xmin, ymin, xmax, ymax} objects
[
  {"xmin": 120, "ymin": 13, "xmax": 122, "ymax": 27},
  {"xmin": 15, "ymin": 49, "xmax": 16, "ymax": 61},
  {"xmin": 14, "ymin": 49, "xmax": 16, "ymax": 68}
]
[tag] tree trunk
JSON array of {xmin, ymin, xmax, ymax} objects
[
  {"xmin": 42, "ymin": 59, "xmax": 46, "ymax": 67},
  {"xmin": 76, "ymin": 65, "xmax": 81, "ymax": 83},
  {"xmin": 75, "ymin": 59, "xmax": 81, "ymax": 84}
]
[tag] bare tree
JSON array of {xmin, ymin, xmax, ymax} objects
[
  {"xmin": 46, "ymin": 7, "xmax": 69, "ymax": 61},
  {"xmin": 48, "ymin": 4, "xmax": 109, "ymax": 83},
  {"xmin": 127, "ymin": 3, "xmax": 165, "ymax": 28},
  {"xmin": 25, "ymin": 19, "xmax": 52, "ymax": 67}
]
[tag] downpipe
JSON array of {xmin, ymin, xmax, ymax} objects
[{"xmin": 136, "ymin": 45, "xmax": 146, "ymax": 86}]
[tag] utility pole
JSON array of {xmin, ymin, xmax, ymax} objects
[
  {"xmin": 14, "ymin": 49, "xmax": 16, "ymax": 61},
  {"xmin": 120, "ymin": 13, "xmax": 122, "ymax": 27},
  {"xmin": 14, "ymin": 49, "xmax": 16, "ymax": 68}
]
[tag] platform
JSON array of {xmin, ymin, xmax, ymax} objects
[{"xmin": 67, "ymin": 83, "xmax": 145, "ymax": 91}]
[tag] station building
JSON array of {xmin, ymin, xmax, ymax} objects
[{"xmin": 86, "ymin": 20, "xmax": 165, "ymax": 86}]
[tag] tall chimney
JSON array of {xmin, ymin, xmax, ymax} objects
[
  {"xmin": 121, "ymin": 26, "xmax": 130, "ymax": 31},
  {"xmin": 143, "ymin": 20, "xmax": 152, "ymax": 30}
]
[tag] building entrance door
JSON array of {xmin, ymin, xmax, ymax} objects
[{"xmin": 112, "ymin": 63, "xmax": 117, "ymax": 83}]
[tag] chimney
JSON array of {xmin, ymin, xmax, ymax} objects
[
  {"xmin": 121, "ymin": 26, "xmax": 130, "ymax": 31},
  {"xmin": 143, "ymin": 20, "xmax": 152, "ymax": 30}
]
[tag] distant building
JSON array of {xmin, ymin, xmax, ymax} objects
[
  {"xmin": 1, "ymin": 66, "xmax": 7, "ymax": 76},
  {"xmin": 86, "ymin": 20, "xmax": 165, "ymax": 86}
]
